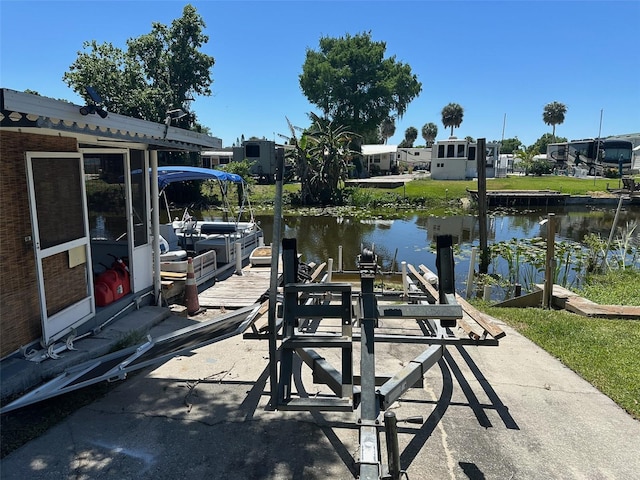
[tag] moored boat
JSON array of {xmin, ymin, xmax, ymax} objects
[{"xmin": 144, "ymin": 166, "xmax": 263, "ymax": 291}]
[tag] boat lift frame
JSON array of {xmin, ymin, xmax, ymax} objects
[{"xmin": 268, "ymin": 236, "xmax": 500, "ymax": 480}]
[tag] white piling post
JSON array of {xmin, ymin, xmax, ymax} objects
[
  {"xmin": 338, "ymin": 246, "xmax": 343, "ymax": 272},
  {"xmin": 483, "ymin": 284, "xmax": 491, "ymax": 301},
  {"xmin": 466, "ymin": 247, "xmax": 477, "ymax": 299},
  {"xmin": 327, "ymin": 258, "xmax": 333, "ymax": 283},
  {"xmin": 401, "ymin": 261, "xmax": 408, "ymax": 298},
  {"xmin": 258, "ymin": 236, "xmax": 264, "ymax": 247},
  {"xmin": 235, "ymin": 241, "xmax": 243, "ymax": 275}
]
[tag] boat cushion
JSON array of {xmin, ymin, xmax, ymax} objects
[
  {"xmin": 200, "ymin": 223, "xmax": 238, "ymax": 235},
  {"xmin": 160, "ymin": 250, "xmax": 188, "ymax": 262}
]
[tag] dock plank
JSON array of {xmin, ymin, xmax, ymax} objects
[
  {"xmin": 455, "ymin": 294, "xmax": 506, "ymax": 339},
  {"xmin": 198, "ymin": 267, "xmax": 272, "ymax": 308},
  {"xmin": 534, "ymin": 284, "xmax": 640, "ymax": 319}
]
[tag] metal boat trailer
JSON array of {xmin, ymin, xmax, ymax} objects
[{"xmin": 269, "ymin": 236, "xmax": 501, "ymax": 480}]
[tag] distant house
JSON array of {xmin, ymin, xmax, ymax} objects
[
  {"xmin": 397, "ymin": 147, "xmax": 432, "ymax": 171},
  {"xmin": 361, "ymin": 144, "xmax": 397, "ymax": 174},
  {"xmin": 232, "ymin": 139, "xmax": 286, "ymax": 182},
  {"xmin": 0, "ymin": 88, "xmax": 220, "ymax": 360},
  {"xmin": 430, "ymin": 137, "xmax": 500, "ymax": 180},
  {"xmin": 201, "ymin": 149, "xmax": 233, "ymax": 168}
]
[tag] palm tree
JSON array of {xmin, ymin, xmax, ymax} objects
[
  {"xmin": 421, "ymin": 122, "xmax": 438, "ymax": 146},
  {"xmin": 305, "ymin": 112, "xmax": 359, "ymax": 204},
  {"xmin": 379, "ymin": 117, "xmax": 396, "ymax": 144},
  {"xmin": 542, "ymin": 101, "xmax": 567, "ymax": 142},
  {"xmin": 403, "ymin": 126, "xmax": 418, "ymax": 147},
  {"xmin": 441, "ymin": 103, "xmax": 464, "ymax": 137}
]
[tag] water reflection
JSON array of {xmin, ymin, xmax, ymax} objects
[{"xmin": 257, "ymin": 206, "xmax": 640, "ymax": 295}]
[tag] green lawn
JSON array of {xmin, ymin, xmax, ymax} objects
[
  {"xmin": 401, "ymin": 175, "xmax": 616, "ymax": 198},
  {"xmin": 248, "ymin": 175, "xmax": 621, "ymax": 207}
]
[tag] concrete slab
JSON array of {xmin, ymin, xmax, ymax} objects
[{"xmin": 1, "ymin": 314, "xmax": 638, "ymax": 479}]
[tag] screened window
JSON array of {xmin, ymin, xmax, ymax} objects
[
  {"xmin": 447, "ymin": 145, "xmax": 455, "ymax": 158},
  {"xmin": 245, "ymin": 144, "xmax": 260, "ymax": 158}
]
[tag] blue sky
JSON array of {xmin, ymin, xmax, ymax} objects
[{"xmin": 2, "ymin": 1, "xmax": 638, "ymax": 148}]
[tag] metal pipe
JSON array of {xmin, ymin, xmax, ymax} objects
[
  {"xmin": 150, "ymin": 150, "xmax": 161, "ymax": 305},
  {"xmin": 338, "ymin": 245, "xmax": 343, "ymax": 272},
  {"xmin": 542, "ymin": 213, "xmax": 556, "ymax": 309},
  {"xmin": 268, "ymin": 149, "xmax": 285, "ymax": 407},
  {"xmin": 401, "ymin": 261, "xmax": 408, "ymax": 297},
  {"xmin": 604, "ymin": 194, "xmax": 624, "ymax": 270},
  {"xmin": 384, "ymin": 411, "xmax": 401, "ymax": 480}
]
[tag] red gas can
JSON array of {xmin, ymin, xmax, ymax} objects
[
  {"xmin": 95, "ymin": 282, "xmax": 114, "ymax": 307},
  {"xmin": 97, "ymin": 269, "xmax": 127, "ymax": 301}
]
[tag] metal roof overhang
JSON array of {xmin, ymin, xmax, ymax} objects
[{"xmin": 0, "ymin": 88, "xmax": 222, "ymax": 151}]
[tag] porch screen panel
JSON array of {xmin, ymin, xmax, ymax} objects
[
  {"xmin": 32, "ymin": 157, "xmax": 85, "ymax": 249},
  {"xmin": 130, "ymin": 150, "xmax": 148, "ymax": 247}
]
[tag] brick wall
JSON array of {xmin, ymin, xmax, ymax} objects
[{"xmin": 0, "ymin": 131, "xmax": 78, "ymax": 358}]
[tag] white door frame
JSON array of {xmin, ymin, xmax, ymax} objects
[
  {"xmin": 81, "ymin": 148, "xmax": 152, "ymax": 293},
  {"xmin": 26, "ymin": 152, "xmax": 94, "ymax": 346},
  {"xmin": 124, "ymin": 149, "xmax": 152, "ymax": 292}
]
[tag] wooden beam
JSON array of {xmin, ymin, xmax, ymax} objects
[
  {"xmin": 310, "ymin": 262, "xmax": 327, "ymax": 283},
  {"xmin": 455, "ymin": 294, "xmax": 506, "ymax": 339},
  {"xmin": 458, "ymin": 316, "xmax": 481, "ymax": 340},
  {"xmin": 493, "ymin": 290, "xmax": 543, "ymax": 308},
  {"xmin": 407, "ymin": 264, "xmax": 438, "ymax": 302}
]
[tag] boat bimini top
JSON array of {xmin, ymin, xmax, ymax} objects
[
  {"xmin": 132, "ymin": 166, "xmax": 256, "ymax": 227},
  {"xmin": 155, "ymin": 166, "xmax": 243, "ymax": 188}
]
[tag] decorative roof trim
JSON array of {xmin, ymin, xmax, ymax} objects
[{"xmin": 0, "ymin": 88, "xmax": 222, "ymax": 151}]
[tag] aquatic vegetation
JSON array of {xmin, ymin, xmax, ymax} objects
[{"xmin": 487, "ymin": 225, "xmax": 640, "ymax": 300}]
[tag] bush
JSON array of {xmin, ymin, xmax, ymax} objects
[
  {"xmin": 529, "ymin": 158, "xmax": 553, "ymax": 176},
  {"xmin": 604, "ymin": 168, "xmax": 620, "ymax": 179}
]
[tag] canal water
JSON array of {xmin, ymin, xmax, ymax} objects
[
  {"xmin": 256, "ymin": 205, "xmax": 640, "ymax": 299},
  {"xmin": 91, "ymin": 204, "xmax": 639, "ymax": 300}
]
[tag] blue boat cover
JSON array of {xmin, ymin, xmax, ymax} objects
[{"xmin": 155, "ymin": 166, "xmax": 243, "ymax": 189}]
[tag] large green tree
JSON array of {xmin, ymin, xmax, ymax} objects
[
  {"xmin": 499, "ymin": 137, "xmax": 522, "ymax": 154},
  {"xmin": 532, "ymin": 133, "xmax": 568, "ymax": 154},
  {"xmin": 542, "ymin": 101, "xmax": 567, "ymax": 142},
  {"xmin": 421, "ymin": 122, "xmax": 438, "ymax": 146},
  {"xmin": 63, "ymin": 5, "xmax": 214, "ymax": 127},
  {"xmin": 441, "ymin": 103, "xmax": 464, "ymax": 137},
  {"xmin": 299, "ymin": 32, "xmax": 422, "ymax": 141}
]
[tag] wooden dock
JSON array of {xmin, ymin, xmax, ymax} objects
[
  {"xmin": 198, "ymin": 264, "xmax": 272, "ymax": 309},
  {"xmin": 467, "ymin": 189, "xmax": 570, "ymax": 207},
  {"xmin": 534, "ymin": 284, "xmax": 640, "ymax": 319}
]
